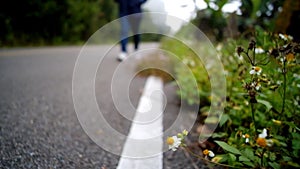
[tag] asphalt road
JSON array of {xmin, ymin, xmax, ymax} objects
[
  {"xmin": 0, "ymin": 44, "xmax": 152, "ymax": 168},
  {"xmin": 0, "ymin": 43, "xmax": 209, "ymax": 169}
]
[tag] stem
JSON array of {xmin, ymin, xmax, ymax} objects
[
  {"xmin": 281, "ymin": 60, "xmax": 287, "ymax": 114},
  {"xmin": 253, "ymin": 47, "xmax": 256, "ymax": 65},
  {"xmin": 260, "ymin": 149, "xmax": 266, "ymax": 167},
  {"xmin": 251, "ymin": 103, "xmax": 257, "ymax": 134},
  {"xmin": 243, "ymin": 51, "xmax": 254, "ymax": 66}
]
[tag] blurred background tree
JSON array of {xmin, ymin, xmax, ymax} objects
[
  {"xmin": 0, "ymin": 0, "xmax": 117, "ymax": 46},
  {"xmin": 238, "ymin": 0, "xmax": 283, "ymax": 34},
  {"xmin": 192, "ymin": 0, "xmax": 229, "ymax": 41},
  {"xmin": 1, "ymin": 0, "xmax": 300, "ymax": 46},
  {"xmin": 275, "ymin": 0, "xmax": 300, "ymax": 42},
  {"xmin": 192, "ymin": 0, "xmax": 300, "ymax": 42}
]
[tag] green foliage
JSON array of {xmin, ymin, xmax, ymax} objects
[
  {"xmin": 215, "ymin": 141, "xmax": 241, "ymax": 155},
  {"xmin": 193, "ymin": 0, "xmax": 228, "ymax": 41},
  {"xmin": 238, "ymin": 0, "xmax": 284, "ymax": 32},
  {"xmin": 163, "ymin": 27, "xmax": 300, "ymax": 168},
  {"xmin": 0, "ymin": 0, "xmax": 117, "ymax": 46},
  {"xmin": 213, "ymin": 29, "xmax": 300, "ymax": 168},
  {"xmin": 160, "ymin": 37, "xmax": 211, "ymax": 106},
  {"xmin": 192, "ymin": 0, "xmax": 285, "ymax": 42}
]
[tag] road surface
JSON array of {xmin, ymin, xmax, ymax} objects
[{"xmin": 0, "ymin": 43, "xmax": 209, "ymax": 169}]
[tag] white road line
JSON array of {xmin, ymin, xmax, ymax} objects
[{"xmin": 117, "ymin": 76, "xmax": 164, "ymax": 169}]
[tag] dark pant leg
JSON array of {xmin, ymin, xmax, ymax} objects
[
  {"xmin": 120, "ymin": 17, "xmax": 130, "ymax": 52},
  {"xmin": 129, "ymin": 14, "xmax": 142, "ymax": 50}
]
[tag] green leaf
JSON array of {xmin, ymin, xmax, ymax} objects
[
  {"xmin": 269, "ymin": 152, "xmax": 276, "ymax": 161},
  {"xmin": 214, "ymin": 154, "xmax": 228, "ymax": 163},
  {"xmin": 205, "ymin": 116, "xmax": 219, "ymax": 124},
  {"xmin": 243, "ymin": 161, "xmax": 255, "ymax": 168},
  {"xmin": 250, "ymin": 0, "xmax": 261, "ymax": 19},
  {"xmin": 292, "ymin": 132, "xmax": 300, "ymax": 140},
  {"xmin": 228, "ymin": 153, "xmax": 236, "ymax": 161},
  {"xmin": 242, "ymin": 148, "xmax": 255, "ymax": 161},
  {"xmin": 215, "ymin": 141, "xmax": 242, "ymax": 155},
  {"xmin": 292, "ymin": 139, "xmax": 300, "ymax": 150},
  {"xmin": 211, "ymin": 132, "xmax": 228, "ymax": 139},
  {"xmin": 239, "ymin": 155, "xmax": 251, "ymax": 162},
  {"xmin": 283, "ymin": 156, "xmax": 292, "ymax": 161},
  {"xmin": 287, "ymin": 161, "xmax": 300, "ymax": 167},
  {"xmin": 268, "ymin": 162, "xmax": 280, "ymax": 169},
  {"xmin": 219, "ymin": 114, "xmax": 230, "ymax": 127},
  {"xmin": 286, "ymin": 122, "xmax": 300, "ymax": 131},
  {"xmin": 257, "ymin": 99, "xmax": 272, "ymax": 111}
]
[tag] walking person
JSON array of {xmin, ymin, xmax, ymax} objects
[{"xmin": 114, "ymin": 0, "xmax": 147, "ymax": 61}]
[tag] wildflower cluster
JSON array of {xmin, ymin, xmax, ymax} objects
[
  {"xmin": 202, "ymin": 149, "xmax": 215, "ymax": 158},
  {"xmin": 166, "ymin": 130, "xmax": 188, "ymax": 151},
  {"xmin": 269, "ymin": 35, "xmax": 299, "ymax": 67},
  {"xmin": 256, "ymin": 128, "xmax": 273, "ymax": 148},
  {"xmin": 211, "ymin": 32, "xmax": 300, "ymax": 168},
  {"xmin": 165, "ymin": 30, "xmax": 300, "ymax": 168},
  {"xmin": 236, "ymin": 40, "xmax": 274, "ymax": 105}
]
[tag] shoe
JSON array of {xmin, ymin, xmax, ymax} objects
[{"xmin": 117, "ymin": 52, "xmax": 127, "ymax": 61}]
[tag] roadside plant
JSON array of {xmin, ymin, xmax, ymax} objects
[
  {"xmin": 167, "ymin": 130, "xmax": 188, "ymax": 151},
  {"xmin": 209, "ymin": 31, "xmax": 300, "ymax": 168},
  {"xmin": 165, "ymin": 29, "xmax": 300, "ymax": 168}
]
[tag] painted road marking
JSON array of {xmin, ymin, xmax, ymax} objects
[{"xmin": 117, "ymin": 76, "xmax": 164, "ymax": 169}]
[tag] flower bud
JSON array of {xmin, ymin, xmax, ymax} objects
[
  {"xmin": 272, "ymin": 119, "xmax": 282, "ymax": 125},
  {"xmin": 248, "ymin": 40, "xmax": 256, "ymax": 50},
  {"xmin": 236, "ymin": 46, "xmax": 244, "ymax": 56}
]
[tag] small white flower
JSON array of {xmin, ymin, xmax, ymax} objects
[
  {"xmin": 280, "ymin": 57, "xmax": 286, "ymax": 63},
  {"xmin": 245, "ymin": 138, "xmax": 249, "ymax": 143},
  {"xmin": 255, "ymin": 83, "xmax": 261, "ymax": 91},
  {"xmin": 279, "ymin": 33, "xmax": 293, "ymax": 41},
  {"xmin": 203, "ymin": 149, "xmax": 215, "ymax": 157},
  {"xmin": 242, "ymin": 134, "xmax": 250, "ymax": 143},
  {"xmin": 279, "ymin": 33, "xmax": 287, "ymax": 40},
  {"xmin": 251, "ymin": 82, "xmax": 261, "ymax": 91},
  {"xmin": 208, "ymin": 151, "xmax": 215, "ymax": 157},
  {"xmin": 250, "ymin": 66, "xmax": 262, "ymax": 75},
  {"xmin": 259, "ymin": 128, "xmax": 268, "ymax": 138},
  {"xmin": 257, "ymin": 128, "xmax": 273, "ymax": 147},
  {"xmin": 167, "ymin": 136, "xmax": 182, "ymax": 151},
  {"xmin": 255, "ymin": 47, "xmax": 265, "ymax": 54}
]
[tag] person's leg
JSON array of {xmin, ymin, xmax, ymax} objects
[
  {"xmin": 120, "ymin": 17, "xmax": 130, "ymax": 52},
  {"xmin": 118, "ymin": 17, "xmax": 130, "ymax": 61},
  {"xmin": 129, "ymin": 14, "xmax": 142, "ymax": 51},
  {"xmin": 133, "ymin": 34, "xmax": 140, "ymax": 50}
]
